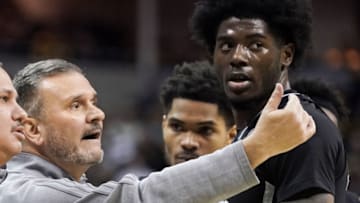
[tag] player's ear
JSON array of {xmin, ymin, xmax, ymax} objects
[
  {"xmin": 280, "ymin": 43, "xmax": 295, "ymax": 70},
  {"xmin": 227, "ymin": 125, "xmax": 237, "ymax": 144}
]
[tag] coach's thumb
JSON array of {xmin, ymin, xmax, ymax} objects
[{"xmin": 262, "ymin": 83, "xmax": 284, "ymax": 114}]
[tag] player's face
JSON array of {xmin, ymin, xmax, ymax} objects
[
  {"xmin": 162, "ymin": 98, "xmax": 235, "ymax": 165},
  {"xmin": 0, "ymin": 68, "xmax": 27, "ymax": 165},
  {"xmin": 213, "ymin": 17, "xmax": 293, "ymax": 107}
]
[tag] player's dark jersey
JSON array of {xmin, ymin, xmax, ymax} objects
[
  {"xmin": 346, "ymin": 191, "xmax": 360, "ymax": 203},
  {"xmin": 229, "ymin": 89, "xmax": 348, "ymax": 203}
]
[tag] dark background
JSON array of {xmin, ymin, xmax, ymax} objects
[{"xmin": 1, "ymin": 0, "xmax": 359, "ymax": 194}]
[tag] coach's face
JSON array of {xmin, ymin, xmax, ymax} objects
[
  {"xmin": 28, "ymin": 71, "xmax": 105, "ymax": 179},
  {"xmin": 0, "ymin": 68, "xmax": 27, "ymax": 165}
]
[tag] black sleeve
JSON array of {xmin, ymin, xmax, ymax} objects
[
  {"xmin": 257, "ymin": 102, "xmax": 347, "ymax": 202},
  {"xmin": 346, "ymin": 191, "xmax": 360, "ymax": 203}
]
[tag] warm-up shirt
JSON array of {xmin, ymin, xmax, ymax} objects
[{"xmin": 229, "ymin": 90, "xmax": 348, "ymax": 203}]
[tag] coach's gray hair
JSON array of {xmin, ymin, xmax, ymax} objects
[{"xmin": 13, "ymin": 59, "xmax": 83, "ymax": 117}]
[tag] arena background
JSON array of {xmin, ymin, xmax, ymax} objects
[{"xmin": 1, "ymin": 0, "xmax": 359, "ymax": 194}]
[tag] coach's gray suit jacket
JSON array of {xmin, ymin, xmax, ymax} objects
[{"xmin": 0, "ymin": 141, "xmax": 258, "ymax": 203}]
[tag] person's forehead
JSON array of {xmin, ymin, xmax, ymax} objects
[
  {"xmin": 0, "ymin": 68, "xmax": 15, "ymax": 91},
  {"xmin": 218, "ymin": 17, "xmax": 270, "ymax": 33},
  {"xmin": 39, "ymin": 71, "xmax": 91, "ymax": 88},
  {"xmin": 168, "ymin": 98, "xmax": 224, "ymax": 122},
  {"xmin": 0, "ymin": 68, "xmax": 9, "ymax": 79},
  {"xmin": 170, "ymin": 98, "xmax": 219, "ymax": 112},
  {"xmin": 37, "ymin": 71, "xmax": 96, "ymax": 99}
]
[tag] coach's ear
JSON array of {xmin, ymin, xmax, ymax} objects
[
  {"xmin": 227, "ymin": 125, "xmax": 237, "ymax": 144},
  {"xmin": 23, "ymin": 117, "xmax": 44, "ymax": 146}
]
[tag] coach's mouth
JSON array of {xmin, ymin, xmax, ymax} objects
[{"xmin": 82, "ymin": 129, "xmax": 102, "ymax": 140}]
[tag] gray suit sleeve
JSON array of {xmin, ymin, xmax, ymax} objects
[
  {"xmin": 101, "ymin": 141, "xmax": 259, "ymax": 203},
  {"xmin": 0, "ymin": 141, "xmax": 258, "ymax": 203}
]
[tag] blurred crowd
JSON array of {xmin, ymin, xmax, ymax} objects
[{"xmin": 0, "ymin": 0, "xmax": 135, "ymax": 62}]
